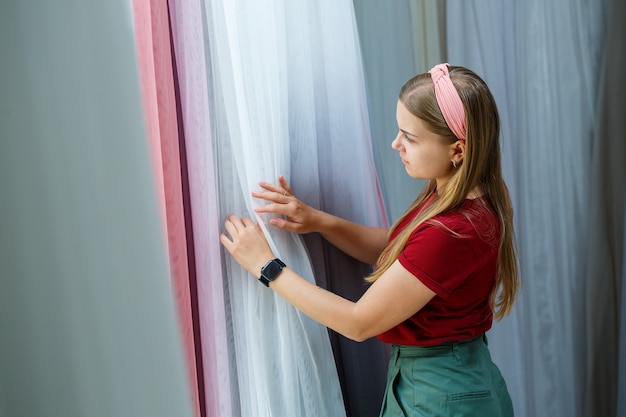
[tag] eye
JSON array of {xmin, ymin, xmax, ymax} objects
[{"xmin": 403, "ymin": 135, "xmax": 415, "ymax": 143}]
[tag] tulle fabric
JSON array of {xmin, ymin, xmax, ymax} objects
[{"xmin": 169, "ymin": 0, "xmax": 389, "ymax": 415}]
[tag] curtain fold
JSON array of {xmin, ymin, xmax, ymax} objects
[
  {"xmin": 616, "ymin": 199, "xmax": 626, "ymax": 417},
  {"xmin": 199, "ymin": 0, "xmax": 389, "ymax": 415},
  {"xmin": 131, "ymin": 2, "xmax": 201, "ymax": 416},
  {"xmin": 584, "ymin": 0, "xmax": 625, "ymax": 415},
  {"xmin": 167, "ymin": 1, "xmax": 234, "ymax": 416},
  {"xmin": 203, "ymin": 1, "xmax": 346, "ymax": 415}
]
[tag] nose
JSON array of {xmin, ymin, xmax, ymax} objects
[{"xmin": 391, "ymin": 132, "xmax": 402, "ymax": 150}]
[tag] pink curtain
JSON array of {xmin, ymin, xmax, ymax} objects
[
  {"xmin": 167, "ymin": 1, "xmax": 233, "ymax": 415},
  {"xmin": 132, "ymin": 1, "xmax": 202, "ymax": 417}
]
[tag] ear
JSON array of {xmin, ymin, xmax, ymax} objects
[{"xmin": 451, "ymin": 139, "xmax": 466, "ymax": 166}]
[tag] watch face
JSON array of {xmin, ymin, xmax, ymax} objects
[
  {"xmin": 263, "ymin": 262, "xmax": 280, "ymax": 280},
  {"xmin": 262, "ymin": 260, "xmax": 284, "ymax": 281}
]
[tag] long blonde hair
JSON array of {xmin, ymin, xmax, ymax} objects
[{"xmin": 367, "ymin": 66, "xmax": 519, "ymax": 320}]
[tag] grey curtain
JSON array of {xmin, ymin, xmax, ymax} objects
[
  {"xmin": 584, "ymin": 0, "xmax": 626, "ymax": 415},
  {"xmin": 355, "ymin": 0, "xmax": 624, "ymax": 416},
  {"xmin": 353, "ymin": 0, "xmax": 445, "ymax": 222},
  {"xmin": 0, "ymin": 2, "xmax": 194, "ymax": 417}
]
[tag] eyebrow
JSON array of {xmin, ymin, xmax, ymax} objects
[{"xmin": 400, "ymin": 128, "xmax": 418, "ymax": 138}]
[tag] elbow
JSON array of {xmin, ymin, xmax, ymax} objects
[
  {"xmin": 345, "ymin": 329, "xmax": 377, "ymax": 343},
  {"xmin": 341, "ymin": 316, "xmax": 378, "ymax": 342},
  {"xmin": 350, "ymin": 333, "xmax": 371, "ymax": 343}
]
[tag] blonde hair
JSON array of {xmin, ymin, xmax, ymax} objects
[{"xmin": 367, "ymin": 66, "xmax": 519, "ymax": 320}]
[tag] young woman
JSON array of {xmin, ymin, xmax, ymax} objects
[{"xmin": 220, "ymin": 64, "xmax": 519, "ymax": 416}]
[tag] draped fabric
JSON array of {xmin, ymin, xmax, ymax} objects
[
  {"xmin": 352, "ymin": 0, "xmax": 444, "ymax": 223},
  {"xmin": 199, "ymin": 1, "xmax": 388, "ymax": 414},
  {"xmin": 616, "ymin": 198, "xmax": 626, "ymax": 417},
  {"xmin": 132, "ymin": 0, "xmax": 390, "ymax": 415},
  {"xmin": 355, "ymin": 1, "xmax": 623, "ymax": 416},
  {"xmin": 167, "ymin": 1, "xmax": 234, "ymax": 416},
  {"xmin": 444, "ymin": 1, "xmax": 614, "ymax": 416},
  {"xmin": 131, "ymin": 2, "xmax": 202, "ymax": 416},
  {"xmin": 584, "ymin": 0, "xmax": 626, "ymax": 414},
  {"xmin": 0, "ymin": 2, "xmax": 193, "ymax": 416}
]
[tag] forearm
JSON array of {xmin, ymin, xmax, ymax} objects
[
  {"xmin": 268, "ymin": 268, "xmax": 372, "ymax": 342},
  {"xmin": 313, "ymin": 210, "xmax": 388, "ymax": 265}
]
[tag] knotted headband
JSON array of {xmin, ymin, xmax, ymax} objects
[{"xmin": 429, "ymin": 63, "xmax": 466, "ymax": 141}]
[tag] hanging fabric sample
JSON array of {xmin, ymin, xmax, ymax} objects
[
  {"xmin": 280, "ymin": 2, "xmax": 391, "ymax": 415},
  {"xmin": 203, "ymin": 1, "xmax": 346, "ymax": 415},
  {"xmin": 446, "ymin": 1, "xmax": 608, "ymax": 416},
  {"xmin": 198, "ymin": 0, "xmax": 388, "ymax": 415},
  {"xmin": 0, "ymin": 2, "xmax": 194, "ymax": 417},
  {"xmin": 168, "ymin": 0, "xmax": 234, "ymax": 416},
  {"xmin": 131, "ymin": 1, "xmax": 202, "ymax": 415}
]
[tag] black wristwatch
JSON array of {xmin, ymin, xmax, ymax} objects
[{"xmin": 259, "ymin": 258, "xmax": 286, "ymax": 287}]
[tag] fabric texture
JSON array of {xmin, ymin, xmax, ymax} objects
[
  {"xmin": 378, "ymin": 197, "xmax": 498, "ymax": 346},
  {"xmin": 379, "ymin": 337, "xmax": 513, "ymax": 417}
]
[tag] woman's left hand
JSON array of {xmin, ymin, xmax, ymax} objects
[{"xmin": 220, "ymin": 214, "xmax": 275, "ymax": 278}]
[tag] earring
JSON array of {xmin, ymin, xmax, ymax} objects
[{"xmin": 452, "ymin": 160, "xmax": 457, "ymax": 168}]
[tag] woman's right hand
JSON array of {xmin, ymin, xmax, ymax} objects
[{"xmin": 252, "ymin": 175, "xmax": 320, "ymax": 234}]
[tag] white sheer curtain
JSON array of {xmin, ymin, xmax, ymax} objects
[
  {"xmin": 200, "ymin": 0, "xmax": 387, "ymax": 415},
  {"xmin": 446, "ymin": 1, "xmax": 609, "ymax": 416},
  {"xmin": 206, "ymin": 2, "xmax": 344, "ymax": 413}
]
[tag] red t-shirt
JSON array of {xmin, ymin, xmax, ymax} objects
[{"xmin": 377, "ymin": 196, "xmax": 500, "ymax": 346}]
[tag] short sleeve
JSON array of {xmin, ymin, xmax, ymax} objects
[{"xmin": 397, "ymin": 223, "xmax": 479, "ymax": 298}]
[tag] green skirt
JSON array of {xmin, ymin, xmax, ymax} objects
[{"xmin": 379, "ymin": 335, "xmax": 514, "ymax": 417}]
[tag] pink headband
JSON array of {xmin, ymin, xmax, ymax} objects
[{"xmin": 429, "ymin": 63, "xmax": 466, "ymax": 141}]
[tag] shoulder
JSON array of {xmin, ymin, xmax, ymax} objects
[
  {"xmin": 403, "ymin": 198, "xmax": 499, "ymax": 263},
  {"xmin": 424, "ymin": 198, "xmax": 499, "ymax": 243}
]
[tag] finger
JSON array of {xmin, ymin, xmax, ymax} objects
[
  {"xmin": 223, "ymin": 218, "xmax": 239, "ymax": 237},
  {"xmin": 258, "ymin": 181, "xmax": 293, "ymax": 199},
  {"xmin": 269, "ymin": 216, "xmax": 299, "ymax": 232},
  {"xmin": 241, "ymin": 217, "xmax": 256, "ymax": 228},
  {"xmin": 258, "ymin": 181, "xmax": 283, "ymax": 194},
  {"xmin": 254, "ymin": 202, "xmax": 291, "ymax": 216},
  {"xmin": 278, "ymin": 175, "xmax": 293, "ymax": 195},
  {"xmin": 219, "ymin": 233, "xmax": 234, "ymax": 251},
  {"xmin": 229, "ymin": 214, "xmax": 249, "ymax": 231}
]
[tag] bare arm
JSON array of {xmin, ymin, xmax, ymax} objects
[
  {"xmin": 253, "ymin": 176, "xmax": 388, "ymax": 264},
  {"xmin": 220, "ymin": 215, "xmax": 435, "ymax": 342},
  {"xmin": 269, "ymin": 260, "xmax": 435, "ymax": 341},
  {"xmin": 310, "ymin": 211, "xmax": 388, "ymax": 265}
]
